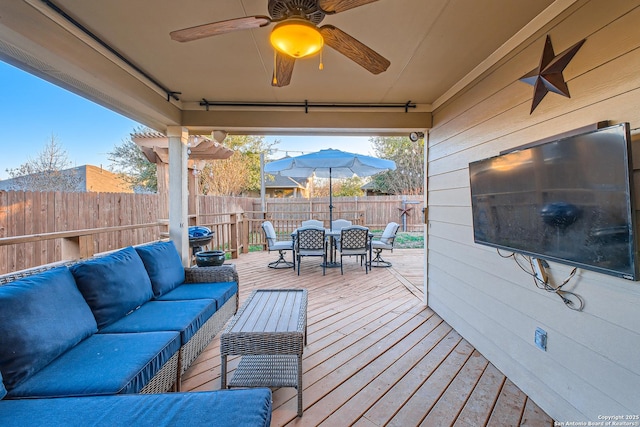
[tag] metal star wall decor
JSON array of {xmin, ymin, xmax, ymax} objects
[{"xmin": 520, "ymin": 35, "xmax": 586, "ymax": 114}]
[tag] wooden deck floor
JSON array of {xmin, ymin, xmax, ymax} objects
[{"xmin": 182, "ymin": 249, "xmax": 553, "ymax": 427}]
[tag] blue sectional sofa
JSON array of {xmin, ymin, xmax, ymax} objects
[
  {"xmin": 0, "ymin": 241, "xmax": 271, "ymax": 426},
  {"xmin": 0, "ymin": 374, "xmax": 272, "ymax": 427}
]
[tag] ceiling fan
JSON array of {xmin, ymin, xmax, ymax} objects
[{"xmin": 170, "ymin": 0, "xmax": 390, "ymax": 87}]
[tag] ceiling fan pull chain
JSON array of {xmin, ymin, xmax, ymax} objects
[
  {"xmin": 319, "ymin": 46, "xmax": 324, "ymax": 70},
  {"xmin": 272, "ymin": 50, "xmax": 278, "ymax": 85}
]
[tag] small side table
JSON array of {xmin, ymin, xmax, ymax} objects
[{"xmin": 220, "ymin": 289, "xmax": 308, "ymax": 417}]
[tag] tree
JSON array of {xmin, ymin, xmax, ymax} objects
[
  {"xmin": 5, "ymin": 135, "xmax": 82, "ymax": 192},
  {"xmin": 313, "ymin": 176, "xmax": 365, "ymax": 197},
  {"xmin": 198, "ymin": 135, "xmax": 275, "ymax": 196},
  {"xmin": 370, "ymin": 136, "xmax": 424, "ymax": 195},
  {"xmin": 336, "ymin": 176, "xmax": 365, "ymax": 196},
  {"xmin": 108, "ymin": 128, "xmax": 157, "ymax": 193}
]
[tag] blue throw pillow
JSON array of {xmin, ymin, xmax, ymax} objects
[
  {"xmin": 70, "ymin": 247, "xmax": 154, "ymax": 329},
  {"xmin": 0, "ymin": 267, "xmax": 97, "ymax": 391},
  {"xmin": 135, "ymin": 241, "xmax": 185, "ymax": 297}
]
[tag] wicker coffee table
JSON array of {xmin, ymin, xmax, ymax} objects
[{"xmin": 220, "ymin": 289, "xmax": 308, "ymax": 417}]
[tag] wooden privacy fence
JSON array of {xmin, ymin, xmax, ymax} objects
[
  {"xmin": 254, "ymin": 195, "xmax": 424, "ymax": 231},
  {"xmin": 0, "ymin": 191, "xmax": 161, "ymax": 274},
  {"xmin": 0, "ymin": 191, "xmax": 423, "ymax": 275},
  {"xmin": 241, "ymin": 195, "xmax": 424, "ymax": 252}
]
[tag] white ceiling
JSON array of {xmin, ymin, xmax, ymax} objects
[{"xmin": 0, "ymin": 0, "xmax": 562, "ymax": 136}]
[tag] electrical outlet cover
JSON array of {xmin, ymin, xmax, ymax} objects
[{"xmin": 535, "ymin": 327, "xmax": 547, "ymax": 351}]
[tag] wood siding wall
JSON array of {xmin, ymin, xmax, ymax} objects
[{"xmin": 427, "ymin": 0, "xmax": 640, "ymax": 421}]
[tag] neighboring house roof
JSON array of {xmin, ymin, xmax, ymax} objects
[
  {"xmin": 0, "ymin": 165, "xmax": 133, "ymax": 193},
  {"xmin": 265, "ymin": 175, "xmax": 308, "ymax": 190},
  {"xmin": 361, "ymin": 181, "xmax": 392, "ymax": 195},
  {"xmin": 361, "ymin": 181, "xmax": 376, "ymax": 190}
]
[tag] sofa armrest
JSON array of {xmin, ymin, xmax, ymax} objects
[{"xmin": 184, "ymin": 265, "xmax": 239, "ymax": 286}]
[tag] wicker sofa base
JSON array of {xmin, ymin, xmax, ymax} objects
[
  {"xmin": 177, "ymin": 294, "xmax": 238, "ymax": 386},
  {"xmin": 140, "ymin": 351, "xmax": 179, "ymax": 394}
]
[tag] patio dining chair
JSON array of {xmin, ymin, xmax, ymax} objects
[
  {"xmin": 295, "ymin": 226, "xmax": 326, "ymax": 276},
  {"xmin": 331, "ymin": 219, "xmax": 352, "ymax": 230},
  {"xmin": 262, "ymin": 221, "xmax": 294, "ymax": 269},
  {"xmin": 368, "ymin": 222, "xmax": 400, "ymax": 267},
  {"xmin": 330, "ymin": 218, "xmax": 353, "ymax": 252},
  {"xmin": 337, "ymin": 225, "xmax": 370, "ymax": 275},
  {"xmin": 301, "ymin": 219, "xmax": 324, "ymax": 228}
]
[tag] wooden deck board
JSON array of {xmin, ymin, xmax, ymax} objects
[
  {"xmin": 295, "ymin": 308, "xmax": 437, "ymax": 425},
  {"xmin": 454, "ymin": 363, "xmax": 506, "ymax": 427},
  {"xmin": 321, "ymin": 317, "xmax": 448, "ymax": 425},
  {"xmin": 181, "ymin": 249, "xmax": 554, "ymax": 426},
  {"xmin": 521, "ymin": 398, "xmax": 554, "ymax": 427},
  {"xmin": 421, "ymin": 350, "xmax": 490, "ymax": 427},
  {"xmin": 487, "ymin": 379, "xmax": 528, "ymax": 426},
  {"xmin": 357, "ymin": 325, "xmax": 459, "ymax": 426},
  {"xmin": 386, "ymin": 339, "xmax": 476, "ymax": 427}
]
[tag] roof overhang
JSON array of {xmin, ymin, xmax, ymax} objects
[{"xmin": 0, "ymin": 0, "xmax": 574, "ymax": 137}]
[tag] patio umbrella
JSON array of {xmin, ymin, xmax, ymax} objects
[{"xmin": 264, "ymin": 149, "xmax": 396, "ymax": 229}]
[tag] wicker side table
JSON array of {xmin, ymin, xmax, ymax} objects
[{"xmin": 220, "ymin": 289, "xmax": 308, "ymax": 417}]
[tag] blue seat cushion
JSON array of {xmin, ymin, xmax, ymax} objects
[
  {"xmin": 0, "ymin": 389, "xmax": 273, "ymax": 427},
  {"xmin": 70, "ymin": 247, "xmax": 154, "ymax": 329},
  {"xmin": 7, "ymin": 332, "xmax": 180, "ymax": 398},
  {"xmin": 98, "ymin": 300, "xmax": 216, "ymax": 344},
  {"xmin": 0, "ymin": 267, "xmax": 97, "ymax": 391},
  {"xmin": 155, "ymin": 281, "xmax": 238, "ymax": 309},
  {"xmin": 135, "ymin": 241, "xmax": 185, "ymax": 298}
]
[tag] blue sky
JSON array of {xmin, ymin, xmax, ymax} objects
[{"xmin": 0, "ymin": 61, "xmax": 373, "ymax": 180}]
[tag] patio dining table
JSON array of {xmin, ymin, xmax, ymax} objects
[{"xmin": 291, "ymin": 228, "xmax": 372, "ymax": 268}]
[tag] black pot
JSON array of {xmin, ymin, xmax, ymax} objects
[{"xmin": 195, "ymin": 250, "xmax": 226, "ymax": 267}]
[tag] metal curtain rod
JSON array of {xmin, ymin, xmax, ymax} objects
[
  {"xmin": 200, "ymin": 99, "xmax": 417, "ymax": 113},
  {"xmin": 40, "ymin": 0, "xmax": 181, "ymax": 101}
]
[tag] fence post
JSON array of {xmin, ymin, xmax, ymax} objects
[
  {"xmin": 61, "ymin": 234, "xmax": 94, "ymax": 261},
  {"xmin": 230, "ymin": 213, "xmax": 239, "ymax": 259},
  {"xmin": 241, "ymin": 213, "xmax": 249, "ymax": 254}
]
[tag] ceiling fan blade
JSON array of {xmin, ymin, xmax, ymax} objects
[
  {"xmin": 170, "ymin": 16, "xmax": 271, "ymax": 42},
  {"xmin": 318, "ymin": 0, "xmax": 379, "ymax": 14},
  {"xmin": 272, "ymin": 52, "xmax": 296, "ymax": 87},
  {"xmin": 319, "ymin": 25, "xmax": 390, "ymax": 74}
]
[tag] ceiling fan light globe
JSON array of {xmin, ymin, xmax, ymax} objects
[{"xmin": 270, "ymin": 19, "xmax": 324, "ymax": 58}]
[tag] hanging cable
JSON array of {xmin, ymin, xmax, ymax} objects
[{"xmin": 497, "ymin": 249, "xmax": 584, "ymax": 311}]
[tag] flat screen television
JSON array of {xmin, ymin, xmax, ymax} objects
[{"xmin": 469, "ymin": 122, "xmax": 639, "ymax": 280}]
